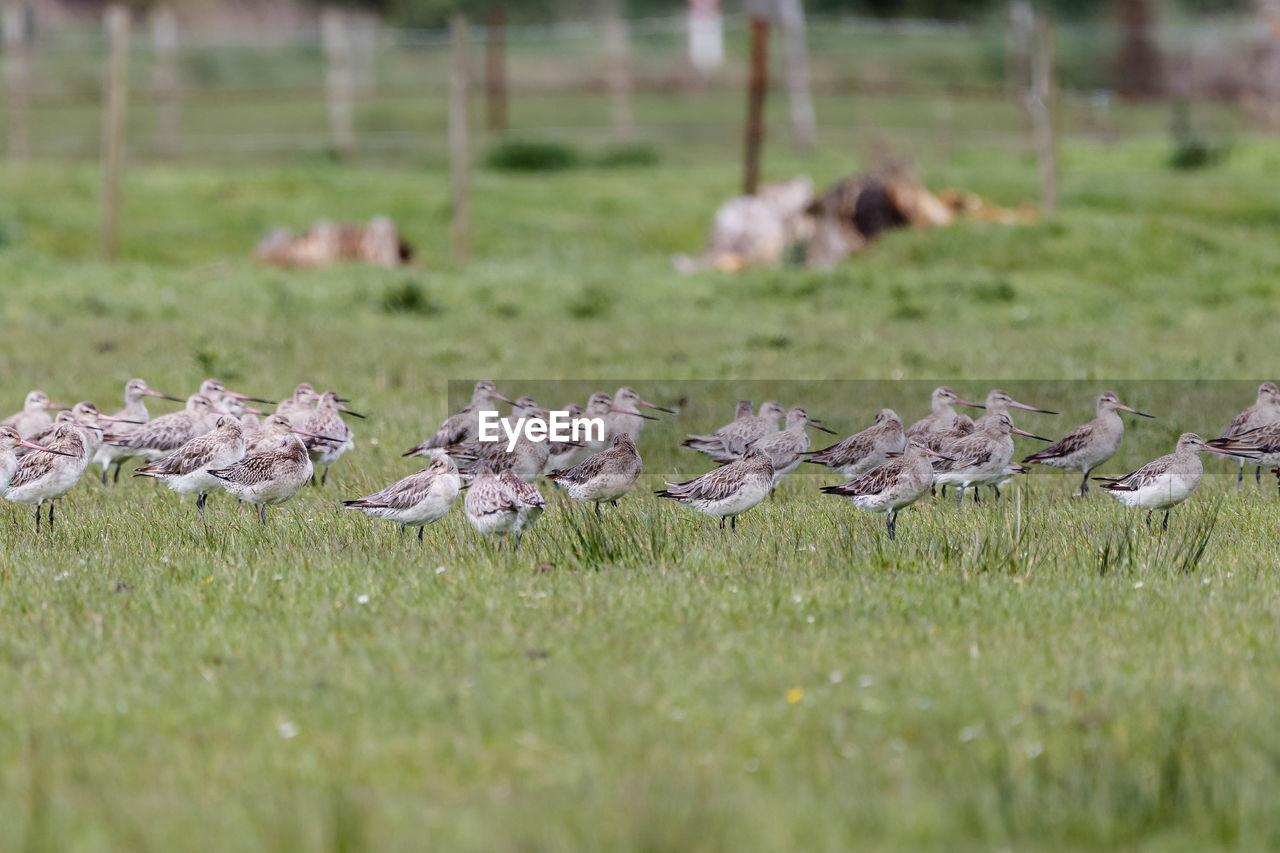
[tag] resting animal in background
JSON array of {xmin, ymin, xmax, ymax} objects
[
  {"xmin": 257, "ymin": 216, "xmax": 413, "ymax": 269},
  {"xmin": 675, "ymin": 177, "xmax": 814, "ymax": 273}
]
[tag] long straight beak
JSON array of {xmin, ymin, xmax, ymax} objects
[
  {"xmin": 958, "ymin": 400, "xmax": 985, "ymax": 409},
  {"xmin": 228, "ymin": 391, "xmax": 277, "ymax": 405},
  {"xmin": 1118, "ymin": 404, "xmax": 1155, "ymax": 418},
  {"xmin": 241, "ymin": 405, "xmax": 266, "ymax": 416},
  {"xmin": 611, "ymin": 406, "xmax": 660, "ymax": 421},
  {"xmin": 1202, "ymin": 443, "xmax": 1256, "ymax": 458},
  {"xmin": 1012, "ymin": 426, "xmax": 1052, "ymax": 441},
  {"xmin": 100, "ymin": 415, "xmax": 145, "ymax": 424},
  {"xmin": 20, "ymin": 439, "xmax": 77, "ymax": 457},
  {"xmin": 146, "ymin": 390, "xmax": 183, "ymax": 402},
  {"xmin": 923, "ymin": 447, "xmax": 955, "ymax": 461},
  {"xmin": 291, "ymin": 427, "xmax": 346, "ymax": 442},
  {"xmin": 47, "ymin": 404, "xmax": 70, "ymax": 412},
  {"xmin": 491, "ymin": 392, "xmax": 515, "ymax": 406},
  {"xmin": 338, "ymin": 405, "xmax": 366, "ymax": 419},
  {"xmin": 640, "ymin": 399, "xmax": 678, "ymax": 414},
  {"xmin": 1011, "ymin": 401, "xmax": 1058, "ymax": 414},
  {"xmin": 807, "ymin": 420, "xmax": 837, "ymax": 434}
]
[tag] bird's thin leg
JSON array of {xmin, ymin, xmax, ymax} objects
[
  {"xmin": 100, "ymin": 466, "xmax": 109, "ymax": 486},
  {"xmin": 1163, "ymin": 510, "xmax": 1170, "ymax": 532},
  {"xmin": 955, "ymin": 486, "xmax": 963, "ymax": 509},
  {"xmin": 113, "ymin": 462, "xmax": 122, "ymax": 484},
  {"xmin": 887, "ymin": 511, "xmax": 897, "ymax": 540},
  {"xmin": 399, "ymin": 523, "xmax": 405, "ymax": 541},
  {"xmin": 731, "ymin": 515, "xmax": 737, "ymax": 531},
  {"xmin": 1145, "ymin": 510, "xmax": 1152, "ymax": 528},
  {"xmin": 1080, "ymin": 469, "xmax": 1090, "ymax": 498},
  {"xmin": 515, "ymin": 532, "xmax": 523, "ymax": 552},
  {"xmin": 992, "ymin": 485, "xmax": 1001, "ymax": 501},
  {"xmin": 258, "ymin": 504, "xmax": 267, "ymax": 526},
  {"xmin": 611, "ymin": 500, "xmax": 618, "ymax": 508},
  {"xmin": 973, "ymin": 487, "xmax": 981, "ymax": 506},
  {"xmin": 719, "ymin": 517, "xmax": 725, "ymax": 531},
  {"xmin": 418, "ymin": 526, "xmax": 425, "ymax": 544},
  {"xmin": 48, "ymin": 503, "xmax": 54, "ymax": 531},
  {"xmin": 769, "ymin": 486, "xmax": 776, "ymax": 501},
  {"xmin": 1237, "ymin": 461, "xmax": 1244, "ymax": 491},
  {"xmin": 940, "ymin": 485, "xmax": 947, "ymax": 499},
  {"xmin": 322, "ymin": 467, "xmax": 329, "ymax": 487},
  {"xmin": 196, "ymin": 494, "xmax": 206, "ymax": 519},
  {"xmin": 34, "ymin": 504, "xmax": 40, "ymax": 533},
  {"xmin": 1256, "ymin": 465, "xmax": 1262, "ymax": 486},
  {"xmin": 595, "ymin": 503, "xmax": 601, "ymax": 518}
]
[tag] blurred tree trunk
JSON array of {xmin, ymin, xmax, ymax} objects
[
  {"xmin": 1114, "ymin": 0, "xmax": 1163, "ymax": 98},
  {"xmin": 776, "ymin": 0, "xmax": 816, "ymax": 154}
]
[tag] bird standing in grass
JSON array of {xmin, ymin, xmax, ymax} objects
[
  {"xmin": 932, "ymin": 413, "xmax": 1050, "ymax": 506},
  {"xmin": 683, "ymin": 400, "xmax": 785, "ymax": 464},
  {"xmin": 656, "ymin": 447, "xmax": 774, "ymax": 530},
  {"xmin": 606, "ymin": 386, "xmax": 675, "ymax": 440},
  {"xmin": 1214, "ymin": 381, "xmax": 1280, "ymax": 490},
  {"xmin": 94, "ymin": 378, "xmax": 182, "ymax": 484},
  {"xmin": 736, "ymin": 406, "xmax": 835, "ymax": 494},
  {"xmin": 505, "ymin": 471, "xmax": 545, "ymax": 550},
  {"xmin": 4, "ymin": 422, "xmax": 90, "ymax": 532},
  {"xmin": 344, "ymin": 452, "xmax": 461, "ymax": 542},
  {"xmin": 0, "ymin": 426, "xmax": 69, "ymax": 495},
  {"xmin": 821, "ymin": 441, "xmax": 950, "ymax": 540},
  {"xmin": 1096, "ymin": 433, "xmax": 1248, "ymax": 530},
  {"xmin": 464, "ymin": 463, "xmax": 519, "ymax": 542},
  {"xmin": 1022, "ymin": 391, "xmax": 1154, "ymax": 497},
  {"xmin": 109, "ymin": 394, "xmax": 222, "ymax": 465},
  {"xmin": 807, "ymin": 408, "xmax": 906, "ymax": 479},
  {"xmin": 134, "ymin": 415, "xmax": 246, "ymax": 518},
  {"xmin": 547, "ymin": 432, "xmax": 643, "ymax": 514},
  {"xmin": 301, "ymin": 390, "xmax": 363, "ymax": 485},
  {"xmin": 404, "ymin": 380, "xmax": 514, "ymax": 458},
  {"xmin": 904, "ymin": 386, "xmax": 984, "ymax": 443},
  {"xmin": 208, "ymin": 414, "xmax": 331, "ymax": 526}
]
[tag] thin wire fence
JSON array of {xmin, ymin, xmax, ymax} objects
[{"xmin": 0, "ymin": 12, "xmax": 1268, "ymax": 166}]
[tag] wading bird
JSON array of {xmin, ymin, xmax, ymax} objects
[
  {"xmin": 1022, "ymin": 391, "xmax": 1154, "ymax": 497},
  {"xmin": 821, "ymin": 441, "xmax": 951, "ymax": 540},
  {"xmin": 208, "ymin": 415, "xmax": 334, "ymax": 526},
  {"xmin": 344, "ymin": 452, "xmax": 461, "ymax": 542},
  {"xmin": 605, "ymin": 386, "xmax": 675, "ymax": 440},
  {"xmin": 904, "ymin": 386, "xmax": 984, "ymax": 443},
  {"xmin": 1096, "ymin": 433, "xmax": 1248, "ymax": 530},
  {"xmin": 404, "ymin": 380, "xmax": 514, "ymax": 458},
  {"xmin": 3, "ymin": 422, "xmax": 91, "ymax": 532},
  {"xmin": 0, "ymin": 426, "xmax": 68, "ymax": 495},
  {"xmin": 547, "ymin": 432, "xmax": 643, "ymax": 514},
  {"xmin": 1, "ymin": 391, "xmax": 65, "ymax": 439},
  {"xmin": 932, "ymin": 413, "xmax": 1049, "ymax": 506},
  {"xmin": 300, "ymin": 390, "xmax": 363, "ymax": 485},
  {"xmin": 133, "ymin": 415, "xmax": 247, "ymax": 517},
  {"xmin": 735, "ymin": 406, "xmax": 835, "ymax": 494},
  {"xmin": 806, "ymin": 408, "xmax": 906, "ymax": 479},
  {"xmin": 94, "ymin": 378, "xmax": 182, "ymax": 483},
  {"xmin": 656, "ymin": 447, "xmax": 774, "ymax": 530},
  {"xmin": 1215, "ymin": 381, "xmax": 1280, "ymax": 490},
  {"xmin": 682, "ymin": 400, "xmax": 786, "ymax": 464}
]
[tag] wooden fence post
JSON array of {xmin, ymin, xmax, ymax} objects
[
  {"xmin": 3, "ymin": 1, "xmax": 29, "ymax": 165},
  {"xmin": 450, "ymin": 13, "xmax": 470, "ymax": 262},
  {"xmin": 742, "ymin": 16, "xmax": 769, "ymax": 195},
  {"xmin": 601, "ymin": 0, "xmax": 633, "ymax": 140},
  {"xmin": 101, "ymin": 5, "xmax": 130, "ymax": 261},
  {"xmin": 1027, "ymin": 16, "xmax": 1057, "ymax": 213},
  {"xmin": 485, "ymin": 6, "xmax": 507, "ymax": 134},
  {"xmin": 322, "ymin": 6, "xmax": 355, "ymax": 159},
  {"xmin": 777, "ymin": 0, "xmax": 816, "ymax": 154},
  {"xmin": 151, "ymin": 5, "xmax": 179, "ymax": 159}
]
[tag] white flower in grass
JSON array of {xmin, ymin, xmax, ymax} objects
[
  {"xmin": 277, "ymin": 719, "xmax": 298, "ymax": 739},
  {"xmin": 357, "ymin": 594, "xmax": 370, "ymax": 604}
]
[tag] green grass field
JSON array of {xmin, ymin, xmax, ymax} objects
[{"xmin": 3, "ymin": 137, "xmax": 1280, "ymax": 851}]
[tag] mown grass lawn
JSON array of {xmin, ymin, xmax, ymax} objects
[{"xmin": 1, "ymin": 139, "xmax": 1279, "ymax": 851}]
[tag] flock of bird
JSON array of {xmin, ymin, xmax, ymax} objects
[{"xmin": 2, "ymin": 377, "xmax": 1280, "ymax": 544}]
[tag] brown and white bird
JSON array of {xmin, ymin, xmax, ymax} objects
[
  {"xmin": 300, "ymin": 390, "xmax": 363, "ymax": 485},
  {"xmin": 1, "ymin": 426, "xmax": 70, "ymax": 496},
  {"xmin": 208, "ymin": 415, "xmax": 330, "ymax": 526},
  {"xmin": 1022, "ymin": 391, "xmax": 1154, "ymax": 497},
  {"xmin": 344, "ymin": 452, "xmax": 461, "ymax": 542},
  {"xmin": 656, "ymin": 447, "xmax": 774, "ymax": 530},
  {"xmin": 3, "ymin": 421, "xmax": 91, "ymax": 532},
  {"xmin": 404, "ymin": 380, "xmax": 514, "ymax": 458},
  {"xmin": 904, "ymin": 386, "xmax": 984, "ymax": 443},
  {"xmin": 133, "ymin": 415, "xmax": 247, "ymax": 517},
  {"xmin": 94, "ymin": 378, "xmax": 182, "ymax": 483},
  {"xmin": 276, "ymin": 382, "xmax": 318, "ymax": 425},
  {"xmin": 682, "ymin": 400, "xmax": 786, "ymax": 464},
  {"xmin": 464, "ymin": 463, "xmax": 520, "ymax": 541},
  {"xmin": 733, "ymin": 406, "xmax": 835, "ymax": 493},
  {"xmin": 931, "ymin": 413, "xmax": 1050, "ymax": 506},
  {"xmin": 1097, "ymin": 433, "xmax": 1248, "ymax": 530},
  {"xmin": 821, "ymin": 441, "xmax": 950, "ymax": 540},
  {"xmin": 108, "ymin": 394, "xmax": 222, "ymax": 464},
  {"xmin": 1, "ymin": 390, "xmax": 64, "ymax": 439},
  {"xmin": 547, "ymin": 432, "xmax": 643, "ymax": 514},
  {"xmin": 1215, "ymin": 381, "xmax": 1280, "ymax": 489},
  {"xmin": 605, "ymin": 386, "xmax": 674, "ymax": 440},
  {"xmin": 505, "ymin": 471, "xmax": 545, "ymax": 549},
  {"xmin": 806, "ymin": 408, "xmax": 907, "ymax": 479}
]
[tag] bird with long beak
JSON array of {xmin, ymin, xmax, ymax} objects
[
  {"xmin": 1, "ymin": 390, "xmax": 68, "ymax": 439},
  {"xmin": 404, "ymin": 380, "xmax": 515, "ymax": 457},
  {"xmin": 299, "ymin": 390, "xmax": 364, "ymax": 486},
  {"xmin": 904, "ymin": 386, "xmax": 985, "ymax": 443},
  {"xmin": 932, "ymin": 413, "xmax": 1050, "ymax": 507},
  {"xmin": 94, "ymin": 378, "xmax": 183, "ymax": 484},
  {"xmin": 733, "ymin": 406, "xmax": 836, "ymax": 495},
  {"xmin": 822, "ymin": 441, "xmax": 953, "ymax": 540},
  {"xmin": 1096, "ymin": 433, "xmax": 1253, "ymax": 531},
  {"xmin": 208, "ymin": 415, "xmax": 335, "ymax": 526},
  {"xmin": 605, "ymin": 386, "xmax": 676, "ymax": 440},
  {"xmin": 1, "ymin": 425, "xmax": 76, "ymax": 496},
  {"xmin": 1023, "ymin": 391, "xmax": 1154, "ymax": 497},
  {"xmin": 199, "ymin": 378, "xmax": 276, "ymax": 408}
]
